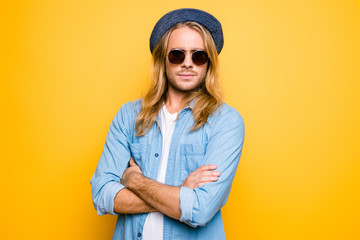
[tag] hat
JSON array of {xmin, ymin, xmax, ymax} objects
[{"xmin": 149, "ymin": 8, "xmax": 224, "ymax": 54}]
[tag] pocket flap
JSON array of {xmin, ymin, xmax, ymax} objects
[
  {"xmin": 129, "ymin": 143, "xmax": 147, "ymax": 160},
  {"xmin": 180, "ymin": 144, "xmax": 206, "ymax": 156}
]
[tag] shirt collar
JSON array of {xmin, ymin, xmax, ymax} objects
[{"xmin": 188, "ymin": 99, "xmax": 195, "ymax": 109}]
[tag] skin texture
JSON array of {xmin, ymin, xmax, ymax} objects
[
  {"xmin": 181, "ymin": 164, "xmax": 221, "ymax": 189},
  {"xmin": 115, "ymin": 159, "xmax": 221, "ymax": 217},
  {"xmin": 121, "ymin": 159, "xmax": 182, "ymax": 220},
  {"xmin": 165, "ymin": 26, "xmax": 208, "ymax": 113},
  {"xmin": 114, "ymin": 26, "xmax": 221, "ymax": 218},
  {"xmin": 113, "ymin": 187, "xmax": 156, "ymax": 214},
  {"xmin": 165, "ymin": 27, "xmax": 208, "ymax": 93}
]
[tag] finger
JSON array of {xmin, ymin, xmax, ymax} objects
[
  {"xmin": 194, "ymin": 176, "xmax": 219, "ymax": 188},
  {"xmin": 197, "ymin": 182, "xmax": 206, "ymax": 188},
  {"xmin": 197, "ymin": 164, "xmax": 218, "ymax": 171},
  {"xmin": 129, "ymin": 158, "xmax": 137, "ymax": 166},
  {"xmin": 200, "ymin": 176, "xmax": 219, "ymax": 182},
  {"xmin": 196, "ymin": 177, "xmax": 218, "ymax": 188},
  {"xmin": 199, "ymin": 170, "xmax": 221, "ymax": 176},
  {"xmin": 199, "ymin": 164, "xmax": 217, "ymax": 170},
  {"xmin": 191, "ymin": 171, "xmax": 221, "ymax": 178}
]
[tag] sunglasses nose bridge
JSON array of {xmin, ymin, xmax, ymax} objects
[{"xmin": 183, "ymin": 51, "xmax": 196, "ymax": 67}]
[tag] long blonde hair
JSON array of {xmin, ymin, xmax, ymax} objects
[{"xmin": 135, "ymin": 21, "xmax": 224, "ymax": 136}]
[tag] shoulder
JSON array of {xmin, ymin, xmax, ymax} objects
[
  {"xmin": 121, "ymin": 99, "xmax": 142, "ymax": 112},
  {"xmin": 118, "ymin": 99, "xmax": 142, "ymax": 114},
  {"xmin": 211, "ymin": 103, "xmax": 244, "ymax": 128},
  {"xmin": 114, "ymin": 99, "xmax": 143, "ymax": 122},
  {"xmin": 203, "ymin": 102, "xmax": 245, "ymax": 143}
]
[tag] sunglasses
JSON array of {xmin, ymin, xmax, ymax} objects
[{"xmin": 168, "ymin": 49, "xmax": 209, "ymax": 66}]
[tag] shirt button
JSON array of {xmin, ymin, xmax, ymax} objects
[
  {"xmin": 137, "ymin": 232, "xmax": 142, "ymax": 237},
  {"xmin": 155, "ymin": 153, "xmax": 159, "ymax": 157}
]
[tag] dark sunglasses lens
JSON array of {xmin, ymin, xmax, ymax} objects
[
  {"xmin": 168, "ymin": 50, "xmax": 185, "ymax": 64},
  {"xmin": 192, "ymin": 51, "xmax": 208, "ymax": 65}
]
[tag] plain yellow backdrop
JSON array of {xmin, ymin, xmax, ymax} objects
[{"xmin": 1, "ymin": 0, "xmax": 359, "ymax": 239}]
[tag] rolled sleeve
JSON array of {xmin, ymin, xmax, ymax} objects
[
  {"xmin": 90, "ymin": 102, "xmax": 138, "ymax": 215},
  {"xmin": 92, "ymin": 181, "xmax": 125, "ymax": 215},
  {"xmin": 179, "ymin": 107, "xmax": 245, "ymax": 228},
  {"xmin": 179, "ymin": 186, "xmax": 196, "ymax": 226}
]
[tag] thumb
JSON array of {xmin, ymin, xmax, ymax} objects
[{"xmin": 129, "ymin": 157, "xmax": 136, "ymax": 166}]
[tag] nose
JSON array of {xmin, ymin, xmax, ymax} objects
[{"xmin": 181, "ymin": 52, "xmax": 193, "ymax": 68}]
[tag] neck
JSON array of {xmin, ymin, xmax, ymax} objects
[{"xmin": 165, "ymin": 87, "xmax": 187, "ymax": 114}]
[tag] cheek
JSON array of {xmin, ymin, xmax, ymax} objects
[
  {"xmin": 165, "ymin": 65, "xmax": 173, "ymax": 79},
  {"xmin": 199, "ymin": 65, "xmax": 208, "ymax": 79},
  {"xmin": 165, "ymin": 62, "xmax": 179, "ymax": 78},
  {"xmin": 165, "ymin": 61, "xmax": 171, "ymax": 77}
]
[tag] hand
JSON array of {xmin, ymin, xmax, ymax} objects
[
  {"xmin": 181, "ymin": 165, "xmax": 221, "ymax": 189},
  {"xmin": 121, "ymin": 158, "xmax": 142, "ymax": 187}
]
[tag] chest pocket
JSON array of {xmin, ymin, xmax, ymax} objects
[
  {"xmin": 179, "ymin": 144, "xmax": 206, "ymax": 182},
  {"xmin": 129, "ymin": 143, "xmax": 149, "ymax": 174}
]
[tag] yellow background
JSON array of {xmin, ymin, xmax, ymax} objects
[{"xmin": 1, "ymin": 0, "xmax": 359, "ymax": 239}]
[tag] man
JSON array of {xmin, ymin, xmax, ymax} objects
[{"xmin": 91, "ymin": 8, "xmax": 245, "ymax": 240}]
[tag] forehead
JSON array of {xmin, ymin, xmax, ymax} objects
[{"xmin": 167, "ymin": 26, "xmax": 205, "ymax": 50}]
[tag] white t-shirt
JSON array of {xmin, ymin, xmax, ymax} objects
[{"xmin": 142, "ymin": 105, "xmax": 178, "ymax": 240}]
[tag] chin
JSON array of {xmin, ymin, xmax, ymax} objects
[
  {"xmin": 167, "ymin": 76, "xmax": 205, "ymax": 93},
  {"xmin": 174, "ymin": 83, "xmax": 203, "ymax": 93}
]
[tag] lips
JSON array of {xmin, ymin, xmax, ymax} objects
[
  {"xmin": 178, "ymin": 72, "xmax": 196, "ymax": 79},
  {"xmin": 178, "ymin": 74, "xmax": 195, "ymax": 80},
  {"xmin": 179, "ymin": 74, "xmax": 194, "ymax": 77}
]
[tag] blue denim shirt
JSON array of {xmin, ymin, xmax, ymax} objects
[{"xmin": 90, "ymin": 100, "xmax": 245, "ymax": 240}]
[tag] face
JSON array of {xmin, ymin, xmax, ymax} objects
[{"xmin": 165, "ymin": 26, "xmax": 208, "ymax": 95}]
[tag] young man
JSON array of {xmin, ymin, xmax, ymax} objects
[{"xmin": 91, "ymin": 8, "xmax": 245, "ymax": 240}]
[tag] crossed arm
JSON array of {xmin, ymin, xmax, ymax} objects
[
  {"xmin": 91, "ymin": 104, "xmax": 245, "ymax": 226},
  {"xmin": 114, "ymin": 159, "xmax": 221, "ymax": 220}
]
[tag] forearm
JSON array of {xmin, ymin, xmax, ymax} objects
[
  {"xmin": 114, "ymin": 188, "xmax": 157, "ymax": 214},
  {"xmin": 123, "ymin": 172, "xmax": 181, "ymax": 220}
]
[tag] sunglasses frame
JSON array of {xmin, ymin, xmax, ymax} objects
[{"xmin": 167, "ymin": 49, "xmax": 209, "ymax": 66}]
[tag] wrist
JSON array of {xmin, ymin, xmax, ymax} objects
[{"xmin": 126, "ymin": 172, "xmax": 142, "ymax": 190}]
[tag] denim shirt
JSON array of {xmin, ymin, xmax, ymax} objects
[{"xmin": 90, "ymin": 100, "xmax": 245, "ymax": 240}]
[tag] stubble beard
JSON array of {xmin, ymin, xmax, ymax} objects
[{"xmin": 166, "ymin": 76, "xmax": 205, "ymax": 94}]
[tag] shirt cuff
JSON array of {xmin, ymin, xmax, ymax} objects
[
  {"xmin": 100, "ymin": 181, "xmax": 125, "ymax": 215},
  {"xmin": 179, "ymin": 186, "xmax": 195, "ymax": 225}
]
